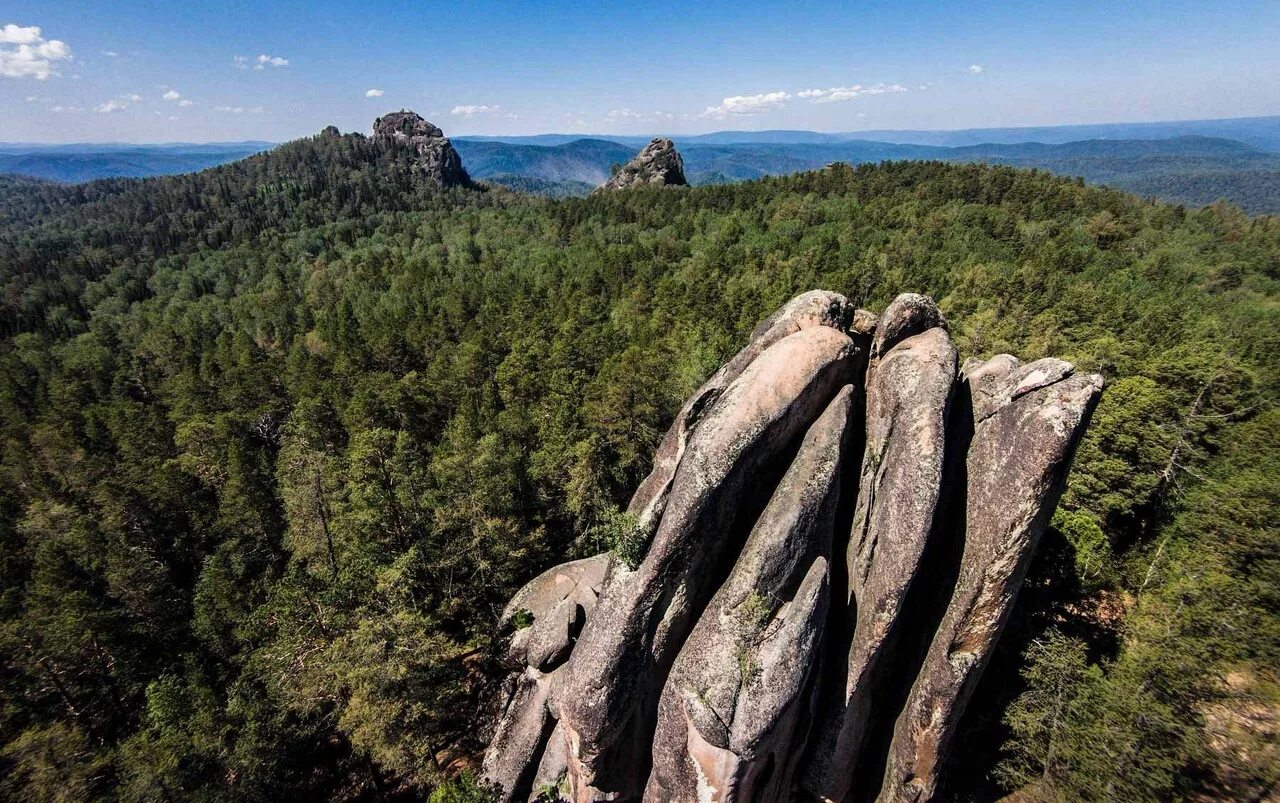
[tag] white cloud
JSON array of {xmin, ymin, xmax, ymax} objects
[
  {"xmin": 49, "ymin": 104, "xmax": 80, "ymax": 112},
  {"xmin": 365, "ymin": 88, "xmax": 384, "ymax": 97},
  {"xmin": 178, "ymin": 98, "xmax": 193, "ymax": 107},
  {"xmin": 0, "ymin": 23, "xmax": 73, "ymax": 80},
  {"xmin": 162, "ymin": 89, "xmax": 181, "ymax": 100},
  {"xmin": 0, "ymin": 24, "xmax": 43, "ymax": 44},
  {"xmin": 701, "ymin": 91, "xmax": 791, "ymax": 119},
  {"xmin": 798, "ymin": 83, "xmax": 908, "ymax": 104},
  {"xmin": 606, "ymin": 107, "xmax": 645, "ymax": 121},
  {"xmin": 94, "ymin": 92, "xmax": 144, "ymax": 113},
  {"xmin": 451, "ymin": 103, "xmax": 516, "ymax": 119},
  {"xmin": 604, "ymin": 108, "xmax": 675, "ymax": 124},
  {"xmin": 234, "ymin": 54, "xmax": 287, "ymax": 70},
  {"xmin": 214, "ymin": 105, "xmax": 264, "ymax": 114},
  {"xmin": 102, "ymin": 50, "xmax": 118, "ymax": 57},
  {"xmin": 968, "ymin": 64, "xmax": 985, "ymax": 74}
]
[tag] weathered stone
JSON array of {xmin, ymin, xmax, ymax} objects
[
  {"xmin": 852, "ymin": 308, "xmax": 879, "ymax": 337},
  {"xmin": 628, "ymin": 291, "xmax": 853, "ymax": 542},
  {"xmin": 480, "ymin": 291, "xmax": 1104, "ymax": 803},
  {"xmin": 870, "ymin": 293, "xmax": 947, "ymax": 358},
  {"xmin": 645, "ymin": 386, "xmax": 856, "ymax": 803},
  {"xmin": 484, "ymin": 555, "xmax": 610, "ymax": 801},
  {"xmin": 529, "ymin": 721, "xmax": 571, "ymax": 802},
  {"xmin": 502, "ymin": 555, "xmax": 610, "ymax": 671},
  {"xmin": 802, "ymin": 302, "xmax": 957, "ymax": 803},
  {"xmin": 483, "ymin": 668, "xmax": 556, "ymax": 803},
  {"xmin": 597, "ymin": 138, "xmax": 688, "ymax": 192},
  {"xmin": 557, "ymin": 325, "xmax": 859, "ymax": 801},
  {"xmin": 877, "ymin": 357, "xmax": 1103, "ymax": 803},
  {"xmin": 371, "ymin": 110, "xmax": 472, "ymax": 187}
]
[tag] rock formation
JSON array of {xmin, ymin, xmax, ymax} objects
[
  {"xmin": 371, "ymin": 110, "xmax": 472, "ymax": 187},
  {"xmin": 597, "ymin": 138, "xmax": 688, "ymax": 192},
  {"xmin": 801, "ymin": 296, "xmax": 956, "ymax": 803},
  {"xmin": 482, "ymin": 291, "xmax": 1102, "ymax": 803}
]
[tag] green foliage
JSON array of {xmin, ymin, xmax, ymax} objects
[
  {"xmin": 510, "ymin": 609, "xmax": 535, "ymax": 630},
  {"xmin": 428, "ymin": 771, "xmax": 496, "ymax": 803},
  {"xmin": 0, "ymin": 143, "xmax": 1276, "ymax": 801},
  {"xmin": 585, "ymin": 509, "xmax": 646, "ymax": 569},
  {"xmin": 996, "ymin": 631, "xmax": 1091, "ymax": 796}
]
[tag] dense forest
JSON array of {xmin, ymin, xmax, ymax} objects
[{"xmin": 0, "ymin": 130, "xmax": 1277, "ymax": 802}]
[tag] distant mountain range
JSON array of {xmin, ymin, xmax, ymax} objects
[
  {"xmin": 455, "ymin": 114, "xmax": 1280, "ymax": 151},
  {"xmin": 0, "ymin": 142, "xmax": 270, "ymax": 183},
  {"xmin": 2, "ymin": 116, "xmax": 1279, "ymax": 213},
  {"xmin": 453, "ymin": 134, "xmax": 1280, "ymax": 214}
]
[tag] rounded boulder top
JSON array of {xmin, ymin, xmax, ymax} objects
[{"xmin": 372, "ymin": 110, "xmax": 445, "ymax": 140}]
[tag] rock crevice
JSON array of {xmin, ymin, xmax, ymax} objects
[{"xmin": 482, "ymin": 291, "xmax": 1102, "ymax": 803}]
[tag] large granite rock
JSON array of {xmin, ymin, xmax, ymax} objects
[
  {"xmin": 556, "ymin": 324, "xmax": 859, "ymax": 800},
  {"xmin": 628, "ymin": 290, "xmax": 854, "ymax": 536},
  {"xmin": 597, "ymin": 138, "xmax": 688, "ymax": 192},
  {"xmin": 480, "ymin": 291, "xmax": 1102, "ymax": 803},
  {"xmin": 645, "ymin": 386, "xmax": 855, "ymax": 802},
  {"xmin": 801, "ymin": 299, "xmax": 957, "ymax": 803},
  {"xmin": 877, "ymin": 357, "xmax": 1102, "ymax": 803},
  {"xmin": 371, "ymin": 110, "xmax": 472, "ymax": 187}
]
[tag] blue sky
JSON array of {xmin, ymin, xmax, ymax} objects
[{"xmin": 3, "ymin": 0, "xmax": 1279, "ymax": 143}]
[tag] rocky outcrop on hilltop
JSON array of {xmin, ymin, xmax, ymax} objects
[
  {"xmin": 481, "ymin": 291, "xmax": 1103, "ymax": 803},
  {"xmin": 597, "ymin": 137, "xmax": 688, "ymax": 192},
  {"xmin": 371, "ymin": 111, "xmax": 472, "ymax": 187}
]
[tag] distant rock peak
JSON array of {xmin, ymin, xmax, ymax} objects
[
  {"xmin": 597, "ymin": 137, "xmax": 688, "ymax": 192},
  {"xmin": 370, "ymin": 110, "xmax": 472, "ymax": 187}
]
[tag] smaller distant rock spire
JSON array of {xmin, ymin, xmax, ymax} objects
[
  {"xmin": 597, "ymin": 137, "xmax": 688, "ymax": 192},
  {"xmin": 370, "ymin": 110, "xmax": 472, "ymax": 187}
]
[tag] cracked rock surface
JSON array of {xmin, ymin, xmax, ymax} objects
[{"xmin": 481, "ymin": 291, "xmax": 1102, "ymax": 803}]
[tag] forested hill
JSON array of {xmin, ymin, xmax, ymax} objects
[
  {"xmin": 0, "ymin": 128, "xmax": 496, "ymax": 336},
  {"xmin": 0, "ymin": 133, "xmax": 1277, "ymax": 802}
]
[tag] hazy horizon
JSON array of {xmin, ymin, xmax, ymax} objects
[{"xmin": 0, "ymin": 112, "xmax": 1277, "ymax": 148}]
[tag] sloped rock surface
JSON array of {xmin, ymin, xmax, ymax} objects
[
  {"xmin": 628, "ymin": 290, "xmax": 854, "ymax": 538},
  {"xmin": 481, "ymin": 291, "xmax": 1102, "ymax": 803},
  {"xmin": 597, "ymin": 138, "xmax": 688, "ymax": 191},
  {"xmin": 645, "ymin": 386, "xmax": 855, "ymax": 802},
  {"xmin": 802, "ymin": 306, "xmax": 957, "ymax": 803},
  {"xmin": 878, "ymin": 357, "xmax": 1103, "ymax": 803},
  {"xmin": 556, "ymin": 325, "xmax": 859, "ymax": 800},
  {"xmin": 371, "ymin": 110, "xmax": 472, "ymax": 187}
]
